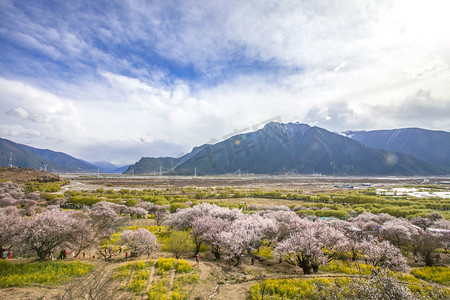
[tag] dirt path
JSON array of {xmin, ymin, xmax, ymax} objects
[
  {"xmin": 146, "ymin": 264, "xmax": 156, "ymax": 293},
  {"xmin": 169, "ymin": 269, "xmax": 177, "ymax": 298},
  {"xmin": 190, "ymin": 262, "xmax": 222, "ymax": 299},
  {"xmin": 212, "ymin": 282, "xmax": 254, "ymax": 300}
]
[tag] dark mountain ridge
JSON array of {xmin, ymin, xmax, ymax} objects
[
  {"xmin": 125, "ymin": 123, "xmax": 445, "ymax": 176},
  {"xmin": 21, "ymin": 144, "xmax": 98, "ymax": 172},
  {"xmin": 344, "ymin": 128, "xmax": 450, "ymax": 172},
  {"xmin": 1, "ymin": 138, "xmax": 97, "ymax": 172}
]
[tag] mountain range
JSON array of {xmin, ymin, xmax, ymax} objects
[
  {"xmin": 0, "ymin": 138, "xmax": 126, "ymax": 173},
  {"xmin": 124, "ymin": 123, "xmax": 447, "ymax": 176},
  {"xmin": 343, "ymin": 128, "xmax": 450, "ymax": 172},
  {"xmin": 1, "ymin": 123, "xmax": 448, "ymax": 176}
]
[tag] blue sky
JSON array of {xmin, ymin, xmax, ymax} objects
[{"xmin": 1, "ymin": 0, "xmax": 449, "ymax": 165}]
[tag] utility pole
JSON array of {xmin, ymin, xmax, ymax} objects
[
  {"xmin": 159, "ymin": 166, "xmax": 162, "ymax": 177},
  {"xmin": 8, "ymin": 152, "xmax": 13, "ymax": 168},
  {"xmin": 238, "ymin": 169, "xmax": 241, "ymax": 177},
  {"xmin": 97, "ymin": 168, "xmax": 100, "ymax": 179},
  {"xmin": 194, "ymin": 167, "xmax": 197, "ymax": 177}
]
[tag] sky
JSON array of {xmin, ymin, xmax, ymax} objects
[{"xmin": 1, "ymin": 0, "xmax": 449, "ymax": 165}]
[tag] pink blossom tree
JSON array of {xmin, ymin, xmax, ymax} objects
[
  {"xmin": 274, "ymin": 230, "xmax": 325, "ymax": 274},
  {"xmin": 120, "ymin": 228, "xmax": 159, "ymax": 257},
  {"xmin": 425, "ymin": 212, "xmax": 443, "ymax": 222},
  {"xmin": 217, "ymin": 215, "xmax": 277, "ymax": 266},
  {"xmin": 411, "ymin": 232, "xmax": 448, "ymax": 266},
  {"xmin": 0, "ymin": 206, "xmax": 25, "ymax": 255},
  {"xmin": 22, "ymin": 208, "xmax": 79, "ymax": 259},
  {"xmin": 350, "ymin": 212, "xmax": 395, "ymax": 231},
  {"xmin": 379, "ymin": 218, "xmax": 417, "ymax": 254},
  {"xmin": 67, "ymin": 211, "xmax": 99, "ymax": 257},
  {"xmin": 410, "ymin": 216, "xmax": 433, "ymax": 230},
  {"xmin": 191, "ymin": 215, "xmax": 231, "ymax": 259},
  {"xmin": 359, "ymin": 237, "xmax": 409, "ymax": 272},
  {"xmin": 274, "ymin": 220, "xmax": 349, "ymax": 274},
  {"xmin": 432, "ymin": 219, "xmax": 450, "ymax": 230},
  {"xmin": 90, "ymin": 201, "xmax": 119, "ymax": 237},
  {"xmin": 137, "ymin": 202, "xmax": 170, "ymax": 225},
  {"xmin": 263, "ymin": 210, "xmax": 303, "ymax": 243},
  {"xmin": 0, "ymin": 196, "xmax": 16, "ymax": 207},
  {"xmin": 165, "ymin": 203, "xmax": 241, "ymax": 230},
  {"xmin": 125, "ymin": 206, "xmax": 148, "ymax": 218},
  {"xmin": 165, "ymin": 203, "xmax": 242, "ymax": 253}
]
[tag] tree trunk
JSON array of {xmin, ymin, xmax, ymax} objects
[
  {"xmin": 301, "ymin": 265, "xmax": 312, "ymax": 274},
  {"xmin": 195, "ymin": 240, "xmax": 202, "ymax": 255},
  {"xmin": 312, "ymin": 264, "xmax": 319, "ymax": 273},
  {"xmin": 234, "ymin": 255, "xmax": 241, "ymax": 266},
  {"xmin": 211, "ymin": 248, "xmax": 220, "ymax": 260},
  {"xmin": 424, "ymin": 252, "xmax": 434, "ymax": 267}
]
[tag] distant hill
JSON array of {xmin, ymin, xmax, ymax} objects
[
  {"xmin": 92, "ymin": 161, "xmax": 130, "ymax": 173},
  {"xmin": 0, "ymin": 137, "xmax": 97, "ymax": 172},
  {"xmin": 125, "ymin": 123, "xmax": 445, "ymax": 176},
  {"xmin": 0, "ymin": 167, "xmax": 60, "ymax": 183},
  {"xmin": 126, "ymin": 157, "xmax": 178, "ymax": 175},
  {"xmin": 22, "ymin": 144, "xmax": 98, "ymax": 172},
  {"xmin": 110, "ymin": 165, "xmax": 132, "ymax": 174},
  {"xmin": 343, "ymin": 128, "xmax": 450, "ymax": 172}
]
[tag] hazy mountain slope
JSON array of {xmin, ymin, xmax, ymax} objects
[
  {"xmin": 22, "ymin": 145, "xmax": 98, "ymax": 172},
  {"xmin": 126, "ymin": 123, "xmax": 444, "ymax": 176},
  {"xmin": 91, "ymin": 161, "xmax": 130, "ymax": 173},
  {"xmin": 344, "ymin": 128, "xmax": 450, "ymax": 172},
  {"xmin": 124, "ymin": 157, "xmax": 178, "ymax": 175},
  {"xmin": 1, "ymin": 137, "xmax": 98, "ymax": 172},
  {"xmin": 111, "ymin": 165, "xmax": 131, "ymax": 173},
  {"xmin": 0, "ymin": 138, "xmax": 69, "ymax": 171}
]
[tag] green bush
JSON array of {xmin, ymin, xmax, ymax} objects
[
  {"xmin": 156, "ymin": 258, "xmax": 176, "ymax": 274},
  {"xmin": 319, "ymin": 261, "xmax": 372, "ymax": 275},
  {"xmin": 411, "ymin": 266, "xmax": 450, "ymax": 286},
  {"xmin": 24, "ymin": 181, "xmax": 65, "ymax": 192},
  {"xmin": 147, "ymin": 279, "xmax": 169, "ymax": 299},
  {"xmin": 254, "ymin": 246, "xmax": 273, "ymax": 259},
  {"xmin": 249, "ymin": 276, "xmax": 450, "ymax": 300},
  {"xmin": 170, "ymin": 203, "xmax": 190, "ymax": 213},
  {"xmin": 0, "ymin": 260, "xmax": 92, "ymax": 287},
  {"xmin": 40, "ymin": 192, "xmax": 59, "ymax": 201},
  {"xmin": 128, "ymin": 277, "xmax": 147, "ymax": 293},
  {"xmin": 125, "ymin": 199, "xmax": 139, "ymax": 207},
  {"xmin": 68, "ymin": 195, "xmax": 102, "ymax": 205},
  {"xmin": 176, "ymin": 259, "xmax": 193, "ymax": 273},
  {"xmin": 163, "ymin": 231, "xmax": 195, "ymax": 258}
]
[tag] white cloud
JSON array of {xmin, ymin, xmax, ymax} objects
[
  {"xmin": 6, "ymin": 107, "xmax": 29, "ymax": 119},
  {"xmin": 1, "ymin": 125, "xmax": 41, "ymax": 138},
  {"xmin": 6, "ymin": 107, "xmax": 48, "ymax": 123},
  {"xmin": 1, "ymin": 0, "xmax": 449, "ymax": 164}
]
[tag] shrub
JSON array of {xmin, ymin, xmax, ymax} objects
[
  {"xmin": 156, "ymin": 258, "xmax": 176, "ymax": 274},
  {"xmin": 163, "ymin": 231, "xmax": 195, "ymax": 258},
  {"xmin": 24, "ymin": 181, "xmax": 65, "ymax": 192},
  {"xmin": 0, "ymin": 261, "xmax": 92, "ymax": 287},
  {"xmin": 319, "ymin": 261, "xmax": 373, "ymax": 275},
  {"xmin": 147, "ymin": 279, "xmax": 169, "ymax": 299},
  {"xmin": 411, "ymin": 266, "xmax": 450, "ymax": 286},
  {"xmin": 254, "ymin": 246, "xmax": 273, "ymax": 259},
  {"xmin": 125, "ymin": 199, "xmax": 139, "ymax": 207},
  {"xmin": 176, "ymin": 259, "xmax": 193, "ymax": 273},
  {"xmin": 128, "ymin": 277, "xmax": 147, "ymax": 294},
  {"xmin": 249, "ymin": 275, "xmax": 449, "ymax": 300},
  {"xmin": 170, "ymin": 203, "xmax": 190, "ymax": 213},
  {"xmin": 134, "ymin": 261, "xmax": 147, "ymax": 270}
]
